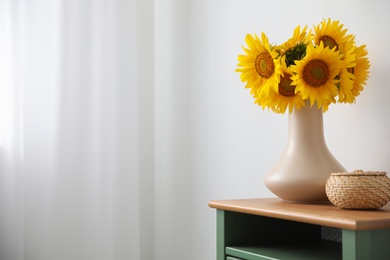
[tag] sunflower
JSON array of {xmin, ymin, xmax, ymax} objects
[
  {"xmin": 285, "ymin": 25, "xmax": 311, "ymax": 49},
  {"xmin": 337, "ymin": 38, "xmax": 357, "ymax": 103},
  {"xmin": 349, "ymin": 44, "xmax": 370, "ymax": 100},
  {"xmin": 291, "ymin": 41, "xmax": 344, "ymax": 111},
  {"xmin": 313, "ymin": 18, "xmax": 352, "ymax": 52},
  {"xmin": 236, "ymin": 32, "xmax": 282, "ymax": 98},
  {"xmin": 261, "ymin": 56, "xmax": 305, "ymax": 114},
  {"xmin": 280, "ymin": 25, "xmax": 311, "ymax": 66}
]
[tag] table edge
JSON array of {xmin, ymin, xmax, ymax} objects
[{"xmin": 209, "ymin": 198, "xmax": 390, "ymax": 231}]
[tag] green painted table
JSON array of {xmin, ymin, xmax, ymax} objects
[{"xmin": 209, "ymin": 198, "xmax": 390, "ymax": 260}]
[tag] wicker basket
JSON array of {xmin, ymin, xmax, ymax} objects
[{"xmin": 325, "ymin": 170, "xmax": 390, "ymax": 209}]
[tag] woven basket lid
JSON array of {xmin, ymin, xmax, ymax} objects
[{"xmin": 330, "ymin": 170, "xmax": 387, "ymax": 177}]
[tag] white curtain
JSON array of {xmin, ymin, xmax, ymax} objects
[
  {"xmin": 0, "ymin": 0, "xmax": 146, "ymax": 259},
  {"xmin": 1, "ymin": 0, "xmax": 196, "ymax": 259}
]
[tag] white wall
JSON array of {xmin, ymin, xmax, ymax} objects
[{"xmin": 154, "ymin": 0, "xmax": 390, "ymax": 259}]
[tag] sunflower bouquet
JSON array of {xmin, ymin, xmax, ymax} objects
[{"xmin": 236, "ymin": 18, "xmax": 370, "ymax": 114}]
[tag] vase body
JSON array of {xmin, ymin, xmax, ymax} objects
[{"xmin": 264, "ymin": 103, "xmax": 346, "ymax": 203}]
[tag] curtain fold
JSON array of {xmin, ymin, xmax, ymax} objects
[{"xmin": 0, "ymin": 1, "xmax": 25, "ymax": 259}]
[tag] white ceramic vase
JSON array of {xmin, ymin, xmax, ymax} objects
[{"xmin": 264, "ymin": 102, "xmax": 346, "ymax": 203}]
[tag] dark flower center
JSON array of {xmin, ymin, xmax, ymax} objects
[
  {"xmin": 319, "ymin": 35, "xmax": 338, "ymax": 50},
  {"xmin": 302, "ymin": 59, "xmax": 329, "ymax": 87},
  {"xmin": 255, "ymin": 52, "xmax": 275, "ymax": 78},
  {"xmin": 279, "ymin": 73, "xmax": 296, "ymax": 97}
]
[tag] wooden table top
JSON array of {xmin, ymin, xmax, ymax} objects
[{"xmin": 209, "ymin": 198, "xmax": 390, "ymax": 230}]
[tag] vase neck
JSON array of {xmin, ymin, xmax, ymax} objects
[{"xmin": 287, "ymin": 104, "xmax": 326, "ymax": 146}]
